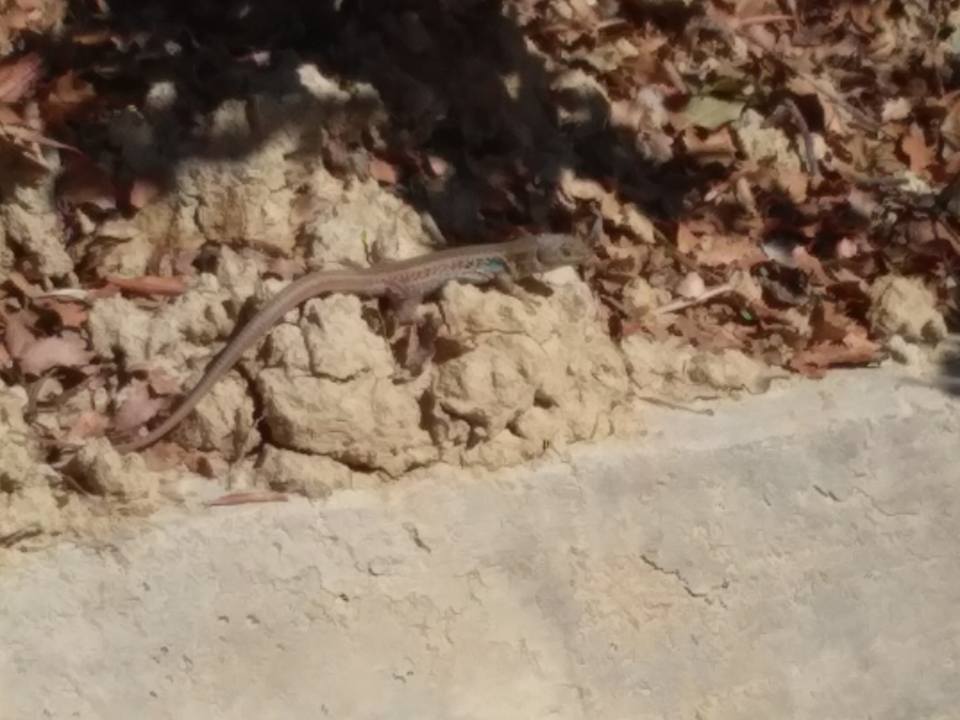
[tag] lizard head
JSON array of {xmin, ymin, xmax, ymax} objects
[{"xmin": 533, "ymin": 233, "xmax": 592, "ymax": 270}]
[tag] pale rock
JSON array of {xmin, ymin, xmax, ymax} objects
[
  {"xmin": 868, "ymin": 275, "xmax": 947, "ymax": 343},
  {"xmin": 258, "ymin": 370, "xmax": 436, "ymax": 476},
  {"xmin": 258, "ymin": 446, "xmax": 355, "ymax": 499}
]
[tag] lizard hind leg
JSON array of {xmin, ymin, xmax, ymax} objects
[{"xmin": 383, "ymin": 291, "xmax": 438, "ymax": 376}]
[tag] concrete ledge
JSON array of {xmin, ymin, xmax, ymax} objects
[{"xmin": 2, "ymin": 369, "xmax": 959, "ymax": 719}]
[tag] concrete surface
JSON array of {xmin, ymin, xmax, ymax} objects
[{"xmin": 2, "ymin": 369, "xmax": 959, "ymax": 719}]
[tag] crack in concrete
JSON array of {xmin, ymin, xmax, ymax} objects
[
  {"xmin": 403, "ymin": 522, "xmax": 432, "ymax": 553},
  {"xmin": 812, "ymin": 484, "xmax": 916, "ymax": 518},
  {"xmin": 813, "ymin": 484, "xmax": 841, "ymax": 502},
  {"xmin": 640, "ymin": 554, "xmax": 711, "ymax": 603}
]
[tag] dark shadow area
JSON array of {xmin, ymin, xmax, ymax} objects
[
  {"xmin": 28, "ymin": 0, "xmax": 719, "ymax": 244},
  {"xmin": 935, "ymin": 334, "xmax": 960, "ymax": 396}
]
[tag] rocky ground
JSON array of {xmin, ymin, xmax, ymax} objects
[{"xmin": 1, "ymin": 0, "xmax": 958, "ymax": 548}]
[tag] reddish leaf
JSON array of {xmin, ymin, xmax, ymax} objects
[
  {"xmin": 899, "ymin": 123, "xmax": 934, "ymax": 174},
  {"xmin": 127, "ymin": 176, "xmax": 162, "ymax": 209},
  {"xmin": 0, "ymin": 104, "xmax": 20, "ymax": 124},
  {"xmin": 789, "ymin": 335, "xmax": 880, "ymax": 377},
  {"xmin": 146, "ymin": 368, "xmax": 183, "ymax": 396},
  {"xmin": 1, "ymin": 122, "xmax": 81, "ymax": 153},
  {"xmin": 0, "ymin": 52, "xmax": 42, "ymax": 103},
  {"xmin": 105, "ymin": 275, "xmax": 188, "ymax": 297},
  {"xmin": 34, "ymin": 298, "xmax": 89, "ymax": 328},
  {"xmin": 207, "ymin": 491, "xmax": 288, "ymax": 507},
  {"xmin": 369, "ymin": 157, "xmax": 399, "ymax": 184}
]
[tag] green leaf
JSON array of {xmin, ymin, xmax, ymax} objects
[{"xmin": 683, "ymin": 95, "xmax": 746, "ymax": 130}]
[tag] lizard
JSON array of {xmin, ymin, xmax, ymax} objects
[{"xmin": 113, "ymin": 233, "xmax": 590, "ymax": 453}]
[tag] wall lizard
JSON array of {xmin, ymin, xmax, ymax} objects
[{"xmin": 114, "ymin": 233, "xmax": 590, "ymax": 453}]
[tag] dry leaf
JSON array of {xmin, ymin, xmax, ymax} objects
[
  {"xmin": 789, "ymin": 331, "xmax": 880, "ymax": 377},
  {"xmin": 207, "ymin": 491, "xmax": 289, "ymax": 507},
  {"xmin": 681, "ymin": 95, "xmax": 746, "ymax": 131},
  {"xmin": 146, "ymin": 368, "xmax": 183, "ymax": 396},
  {"xmin": 4, "ymin": 311, "xmax": 36, "ymax": 358},
  {"xmin": 881, "ymin": 98, "xmax": 912, "ymax": 123},
  {"xmin": 42, "ymin": 71, "xmax": 96, "ymax": 127},
  {"xmin": 791, "ymin": 246, "xmax": 831, "ymax": 285},
  {"xmin": 810, "ymin": 302, "xmax": 855, "ymax": 344},
  {"xmin": 676, "ymin": 272, "xmax": 706, "ymax": 299},
  {"xmin": 57, "ymin": 156, "xmax": 117, "ymax": 210},
  {"xmin": 682, "ymin": 127, "xmax": 738, "ymax": 161},
  {"xmin": 18, "ymin": 334, "xmax": 93, "ymax": 375},
  {"xmin": 776, "ymin": 169, "xmax": 809, "ymax": 203},
  {"xmin": 0, "ymin": 52, "xmax": 42, "ymax": 103},
  {"xmin": 697, "ymin": 235, "xmax": 767, "ymax": 268},
  {"xmin": 1, "ymin": 122, "xmax": 79, "ymax": 151},
  {"xmin": 425, "ymin": 154, "xmax": 450, "ymax": 177},
  {"xmin": 369, "ymin": 157, "xmax": 399, "ymax": 184},
  {"xmin": 127, "ymin": 177, "xmax": 162, "ymax": 209},
  {"xmin": 112, "ymin": 379, "xmax": 168, "ymax": 433},
  {"xmin": 66, "ymin": 410, "xmax": 112, "ymax": 441},
  {"xmin": 34, "ymin": 298, "xmax": 89, "ymax": 328},
  {"xmin": 676, "ymin": 222, "xmax": 699, "ymax": 253},
  {"xmin": 899, "ymin": 123, "xmax": 934, "ymax": 173},
  {"xmin": 0, "ymin": 103, "xmax": 20, "ymax": 124},
  {"xmin": 835, "ymin": 238, "xmax": 859, "ymax": 259},
  {"xmin": 4, "ymin": 270, "xmax": 38, "ymax": 298},
  {"xmin": 105, "ymin": 275, "xmax": 188, "ymax": 296}
]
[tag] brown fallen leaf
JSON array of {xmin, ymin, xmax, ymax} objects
[
  {"xmin": 424, "ymin": 154, "xmax": 451, "ymax": 177},
  {"xmin": 369, "ymin": 157, "xmax": 399, "ymax": 184},
  {"xmin": 835, "ymin": 237, "xmax": 859, "ymax": 259},
  {"xmin": 0, "ymin": 103, "xmax": 20, "ymax": 125},
  {"xmin": 112, "ymin": 379, "xmax": 169, "ymax": 433},
  {"xmin": 127, "ymin": 176, "xmax": 163, "ymax": 209},
  {"xmin": 899, "ymin": 123, "xmax": 934, "ymax": 174},
  {"xmin": 42, "ymin": 71, "xmax": 96, "ymax": 127},
  {"xmin": 4, "ymin": 311, "xmax": 36, "ymax": 359},
  {"xmin": 18, "ymin": 334, "xmax": 93, "ymax": 375},
  {"xmin": 0, "ymin": 122, "xmax": 80, "ymax": 152},
  {"xmin": 776, "ymin": 168, "xmax": 809, "ymax": 204},
  {"xmin": 34, "ymin": 298, "xmax": 89, "ymax": 328},
  {"xmin": 810, "ymin": 301, "xmax": 857, "ymax": 344},
  {"xmin": 791, "ymin": 246, "xmax": 831, "ymax": 285},
  {"xmin": 788, "ymin": 335, "xmax": 881, "ymax": 377},
  {"xmin": 105, "ymin": 275, "xmax": 188, "ymax": 297},
  {"xmin": 146, "ymin": 368, "xmax": 183, "ymax": 396},
  {"xmin": 206, "ymin": 491, "xmax": 289, "ymax": 507},
  {"xmin": 4, "ymin": 270, "xmax": 39, "ymax": 298},
  {"xmin": 676, "ymin": 222, "xmax": 699, "ymax": 253},
  {"xmin": 57, "ymin": 155, "xmax": 118, "ymax": 210},
  {"xmin": 65, "ymin": 410, "xmax": 112, "ymax": 441},
  {"xmin": 69, "ymin": 28, "xmax": 120, "ymax": 46},
  {"xmin": 697, "ymin": 234, "xmax": 767, "ymax": 269},
  {"xmin": 0, "ymin": 52, "xmax": 42, "ymax": 103},
  {"xmin": 682, "ymin": 127, "xmax": 738, "ymax": 162}
]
